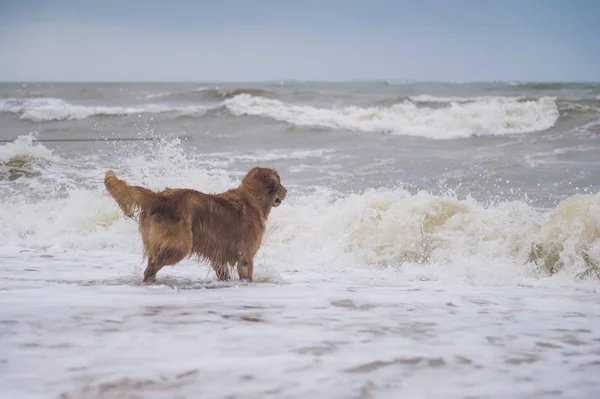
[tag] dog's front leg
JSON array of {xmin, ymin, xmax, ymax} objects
[{"xmin": 237, "ymin": 258, "xmax": 254, "ymax": 282}]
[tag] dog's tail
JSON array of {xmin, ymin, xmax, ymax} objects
[{"xmin": 104, "ymin": 171, "xmax": 159, "ymax": 219}]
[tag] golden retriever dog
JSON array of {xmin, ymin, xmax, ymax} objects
[{"xmin": 104, "ymin": 167, "xmax": 287, "ymax": 283}]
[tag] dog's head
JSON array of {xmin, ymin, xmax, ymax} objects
[{"xmin": 243, "ymin": 167, "xmax": 287, "ymax": 207}]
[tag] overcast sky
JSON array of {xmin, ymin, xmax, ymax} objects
[{"xmin": 0, "ymin": 0, "xmax": 598, "ymax": 82}]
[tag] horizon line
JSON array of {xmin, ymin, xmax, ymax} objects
[{"xmin": 1, "ymin": 79, "xmax": 600, "ymax": 84}]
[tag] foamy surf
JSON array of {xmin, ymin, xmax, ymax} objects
[
  {"xmin": 224, "ymin": 94, "xmax": 560, "ymax": 138},
  {"xmin": 1, "ymin": 136, "xmax": 598, "ymax": 283},
  {"xmin": 0, "ymin": 134, "xmax": 56, "ymax": 162},
  {"xmin": 0, "ymin": 134, "xmax": 64, "ymax": 184},
  {"xmin": 265, "ymin": 189, "xmax": 600, "ymax": 281}
]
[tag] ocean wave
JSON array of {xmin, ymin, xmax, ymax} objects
[
  {"xmin": 204, "ymin": 87, "xmax": 273, "ymax": 99},
  {"xmin": 409, "ymin": 94, "xmax": 526, "ymax": 103},
  {"xmin": 411, "ymin": 95, "xmax": 600, "ymax": 115},
  {"xmin": 266, "ymin": 189, "xmax": 600, "ymax": 280},
  {"xmin": 1, "ymin": 182, "xmax": 598, "ymax": 281},
  {"xmin": 1, "ymin": 136, "xmax": 598, "ymax": 282},
  {"xmin": 224, "ymin": 94, "xmax": 560, "ymax": 138},
  {"xmin": 556, "ymin": 98, "xmax": 600, "ymax": 114},
  {"xmin": 0, "ymin": 135, "xmax": 63, "ymax": 184},
  {"xmin": 409, "ymin": 95, "xmax": 487, "ymax": 103},
  {"xmin": 514, "ymin": 82, "xmax": 579, "ymax": 91},
  {"xmin": 0, "ymin": 134, "xmax": 56, "ymax": 163},
  {"xmin": 142, "ymin": 87, "xmax": 273, "ymax": 101},
  {"xmin": 0, "ymin": 98, "xmax": 211, "ymax": 122},
  {"xmin": 141, "ymin": 87, "xmax": 210, "ymax": 100},
  {"xmin": 2, "ymin": 94, "xmax": 584, "ymax": 134}
]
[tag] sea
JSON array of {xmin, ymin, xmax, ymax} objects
[{"xmin": 1, "ymin": 81, "xmax": 600, "ymax": 399}]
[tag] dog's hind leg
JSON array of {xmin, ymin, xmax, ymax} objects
[
  {"xmin": 143, "ymin": 246, "xmax": 190, "ymax": 283},
  {"xmin": 143, "ymin": 245, "xmax": 189, "ymax": 283},
  {"xmin": 212, "ymin": 263, "xmax": 230, "ymax": 281},
  {"xmin": 143, "ymin": 216, "xmax": 193, "ymax": 283},
  {"xmin": 143, "ymin": 258, "xmax": 163, "ymax": 283}
]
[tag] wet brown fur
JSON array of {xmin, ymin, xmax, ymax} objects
[{"xmin": 104, "ymin": 167, "xmax": 287, "ymax": 283}]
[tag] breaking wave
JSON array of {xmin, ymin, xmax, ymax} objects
[
  {"xmin": 224, "ymin": 95, "xmax": 560, "ymax": 138},
  {"xmin": 1, "ymin": 94, "xmax": 564, "ymax": 139},
  {"xmin": 0, "ymin": 98, "xmax": 211, "ymax": 122},
  {"xmin": 1, "ymin": 137, "xmax": 598, "ymax": 282},
  {"xmin": 0, "ymin": 134, "xmax": 56, "ymax": 163},
  {"xmin": 266, "ymin": 189, "xmax": 600, "ymax": 280},
  {"xmin": 2, "ymin": 181, "xmax": 599, "ymax": 282},
  {"xmin": 0, "ymin": 135, "xmax": 60, "ymax": 183}
]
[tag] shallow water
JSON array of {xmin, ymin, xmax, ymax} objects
[
  {"xmin": 1, "ymin": 81, "xmax": 600, "ymax": 398},
  {"xmin": 2, "ymin": 251, "xmax": 600, "ymax": 399}
]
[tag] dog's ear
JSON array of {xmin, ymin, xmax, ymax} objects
[{"xmin": 267, "ymin": 178, "xmax": 278, "ymax": 193}]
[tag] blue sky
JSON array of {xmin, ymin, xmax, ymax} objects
[{"xmin": 0, "ymin": 0, "xmax": 598, "ymax": 82}]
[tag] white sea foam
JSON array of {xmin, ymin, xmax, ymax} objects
[
  {"xmin": 0, "ymin": 134, "xmax": 56, "ymax": 162},
  {"xmin": 2, "ymin": 136, "xmax": 599, "ymax": 282},
  {"xmin": 3, "ymin": 185, "xmax": 599, "ymax": 282},
  {"xmin": 266, "ymin": 189, "xmax": 600, "ymax": 280},
  {"xmin": 224, "ymin": 94, "xmax": 559, "ymax": 138},
  {"xmin": 1, "ymin": 143, "xmax": 598, "ymax": 282},
  {"xmin": 0, "ymin": 98, "xmax": 210, "ymax": 122},
  {"xmin": 3, "ymin": 250, "xmax": 598, "ymax": 399}
]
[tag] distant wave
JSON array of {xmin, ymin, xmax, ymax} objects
[
  {"xmin": 2, "ymin": 94, "xmax": 586, "ymax": 139},
  {"xmin": 409, "ymin": 94, "xmax": 525, "ymax": 103},
  {"xmin": 224, "ymin": 94, "xmax": 560, "ymax": 139},
  {"xmin": 142, "ymin": 87, "xmax": 274, "ymax": 101},
  {"xmin": 0, "ymin": 98, "xmax": 211, "ymax": 122},
  {"xmin": 410, "ymin": 95, "xmax": 600, "ymax": 116},
  {"xmin": 204, "ymin": 87, "xmax": 273, "ymax": 99},
  {"xmin": 516, "ymin": 82, "xmax": 580, "ymax": 91}
]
